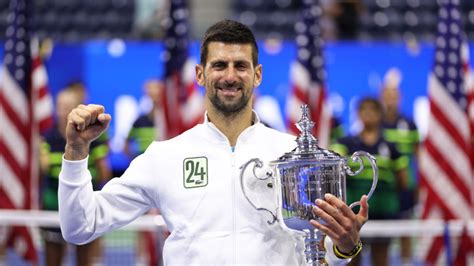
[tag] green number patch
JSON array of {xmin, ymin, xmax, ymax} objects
[{"xmin": 183, "ymin": 157, "xmax": 208, "ymax": 188}]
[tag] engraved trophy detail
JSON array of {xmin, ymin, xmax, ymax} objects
[{"xmin": 240, "ymin": 105, "xmax": 378, "ymax": 265}]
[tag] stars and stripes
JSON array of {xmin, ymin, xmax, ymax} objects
[
  {"xmin": 286, "ymin": 0, "xmax": 331, "ymax": 147},
  {"xmin": 1, "ymin": 0, "xmax": 53, "ymax": 263},
  {"xmin": 0, "ymin": 0, "xmax": 45, "ymax": 263},
  {"xmin": 161, "ymin": 0, "xmax": 203, "ymax": 139},
  {"xmin": 32, "ymin": 39, "xmax": 53, "ymax": 134},
  {"xmin": 418, "ymin": 0, "xmax": 474, "ymax": 264}
]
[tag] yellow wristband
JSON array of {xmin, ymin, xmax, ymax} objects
[{"xmin": 333, "ymin": 240, "xmax": 363, "ymax": 259}]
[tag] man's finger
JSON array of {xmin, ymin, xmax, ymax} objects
[
  {"xmin": 357, "ymin": 195, "xmax": 369, "ymax": 225},
  {"xmin": 97, "ymin": 113, "xmax": 111, "ymax": 126},
  {"xmin": 68, "ymin": 113, "xmax": 85, "ymax": 131},
  {"xmin": 309, "ymin": 219, "xmax": 338, "ymax": 241},
  {"xmin": 74, "ymin": 108, "xmax": 93, "ymax": 128},
  {"xmin": 324, "ymin": 194, "xmax": 356, "ymax": 220},
  {"xmin": 86, "ymin": 104, "xmax": 105, "ymax": 124},
  {"xmin": 313, "ymin": 200, "xmax": 345, "ymax": 233},
  {"xmin": 78, "ymin": 104, "xmax": 103, "ymax": 124},
  {"xmin": 87, "ymin": 104, "xmax": 105, "ymax": 113}
]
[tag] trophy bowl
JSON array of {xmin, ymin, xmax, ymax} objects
[{"xmin": 240, "ymin": 105, "xmax": 378, "ymax": 265}]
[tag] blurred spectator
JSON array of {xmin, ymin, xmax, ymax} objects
[
  {"xmin": 320, "ymin": 0, "xmax": 341, "ymax": 41},
  {"xmin": 335, "ymin": 0, "xmax": 363, "ymax": 39},
  {"xmin": 380, "ymin": 67, "xmax": 420, "ymax": 263},
  {"xmin": 126, "ymin": 79, "xmax": 166, "ymax": 157},
  {"xmin": 330, "ymin": 116, "xmax": 345, "ymax": 144},
  {"xmin": 133, "ymin": 0, "xmax": 166, "ymax": 39},
  {"xmin": 125, "ymin": 79, "xmax": 168, "ymax": 266},
  {"xmin": 331, "ymin": 97, "xmax": 409, "ymax": 266},
  {"xmin": 63, "ymin": 81, "xmax": 88, "ymax": 104},
  {"xmin": 39, "ymin": 83, "xmax": 111, "ymax": 266},
  {"xmin": 252, "ymin": 90, "xmax": 286, "ymax": 131}
]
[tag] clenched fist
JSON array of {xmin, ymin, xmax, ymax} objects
[{"xmin": 64, "ymin": 104, "xmax": 111, "ymax": 160}]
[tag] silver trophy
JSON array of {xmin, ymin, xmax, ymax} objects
[{"xmin": 240, "ymin": 105, "xmax": 378, "ymax": 265}]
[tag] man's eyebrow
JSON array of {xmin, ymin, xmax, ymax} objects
[
  {"xmin": 234, "ymin": 60, "xmax": 251, "ymax": 65},
  {"xmin": 209, "ymin": 59, "xmax": 227, "ymax": 64}
]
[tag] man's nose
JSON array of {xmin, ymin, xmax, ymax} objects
[{"xmin": 223, "ymin": 66, "xmax": 238, "ymax": 83}]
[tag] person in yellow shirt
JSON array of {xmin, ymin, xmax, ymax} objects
[
  {"xmin": 381, "ymin": 68, "xmax": 420, "ymax": 263},
  {"xmin": 40, "ymin": 84, "xmax": 111, "ymax": 266}
]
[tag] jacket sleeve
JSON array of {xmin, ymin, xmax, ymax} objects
[
  {"xmin": 324, "ymin": 237, "xmax": 352, "ymax": 265},
  {"xmin": 58, "ymin": 154, "xmax": 156, "ymax": 245}
]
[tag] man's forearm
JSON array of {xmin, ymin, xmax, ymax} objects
[{"xmin": 64, "ymin": 144, "xmax": 90, "ymax": 160}]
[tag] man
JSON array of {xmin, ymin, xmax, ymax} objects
[
  {"xmin": 59, "ymin": 20, "xmax": 368, "ymax": 265},
  {"xmin": 380, "ymin": 68, "xmax": 419, "ymax": 263},
  {"xmin": 126, "ymin": 79, "xmax": 166, "ymax": 157}
]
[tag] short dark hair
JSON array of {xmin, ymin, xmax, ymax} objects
[
  {"xmin": 358, "ymin": 97, "xmax": 383, "ymax": 112},
  {"xmin": 200, "ymin": 20, "xmax": 258, "ymax": 67}
]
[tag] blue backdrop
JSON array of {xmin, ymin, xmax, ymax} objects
[{"xmin": 2, "ymin": 41, "xmax": 473, "ymax": 170}]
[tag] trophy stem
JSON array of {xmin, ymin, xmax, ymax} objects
[{"xmin": 303, "ymin": 229, "xmax": 327, "ymax": 266}]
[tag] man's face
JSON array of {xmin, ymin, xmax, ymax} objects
[
  {"xmin": 144, "ymin": 79, "xmax": 163, "ymax": 105},
  {"xmin": 195, "ymin": 42, "xmax": 262, "ymax": 116},
  {"xmin": 381, "ymin": 86, "xmax": 400, "ymax": 111},
  {"xmin": 359, "ymin": 102, "xmax": 382, "ymax": 128},
  {"xmin": 56, "ymin": 91, "xmax": 81, "ymax": 125}
]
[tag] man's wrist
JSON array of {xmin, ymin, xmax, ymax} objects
[
  {"xmin": 64, "ymin": 144, "xmax": 90, "ymax": 160},
  {"xmin": 333, "ymin": 240, "xmax": 363, "ymax": 259}
]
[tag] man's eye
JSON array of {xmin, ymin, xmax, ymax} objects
[
  {"xmin": 236, "ymin": 64, "xmax": 247, "ymax": 70},
  {"xmin": 213, "ymin": 62, "xmax": 225, "ymax": 69}
]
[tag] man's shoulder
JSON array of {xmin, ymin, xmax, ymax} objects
[
  {"xmin": 255, "ymin": 123, "xmax": 295, "ymax": 140},
  {"xmin": 397, "ymin": 115, "xmax": 417, "ymax": 129},
  {"xmin": 336, "ymin": 135, "xmax": 357, "ymax": 145},
  {"xmin": 144, "ymin": 124, "xmax": 204, "ymax": 152},
  {"xmin": 132, "ymin": 114, "xmax": 154, "ymax": 128}
]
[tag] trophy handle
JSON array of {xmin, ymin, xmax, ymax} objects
[
  {"xmin": 345, "ymin": 151, "xmax": 378, "ymax": 209},
  {"xmin": 239, "ymin": 158, "xmax": 278, "ymax": 225}
]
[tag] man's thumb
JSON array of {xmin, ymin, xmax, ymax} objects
[
  {"xmin": 97, "ymin": 113, "xmax": 112, "ymax": 128},
  {"xmin": 358, "ymin": 195, "xmax": 369, "ymax": 220}
]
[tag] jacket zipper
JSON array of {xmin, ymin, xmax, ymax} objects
[{"xmin": 230, "ymin": 145, "xmax": 237, "ymax": 265}]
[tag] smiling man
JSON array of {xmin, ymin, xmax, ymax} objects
[{"xmin": 59, "ymin": 20, "xmax": 368, "ymax": 265}]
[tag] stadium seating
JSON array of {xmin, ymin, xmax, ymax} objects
[
  {"xmin": 0, "ymin": 0, "xmax": 473, "ymax": 42},
  {"xmin": 0, "ymin": 0, "xmax": 134, "ymax": 42},
  {"xmin": 232, "ymin": 0, "xmax": 472, "ymax": 42}
]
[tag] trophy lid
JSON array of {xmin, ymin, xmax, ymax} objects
[{"xmin": 274, "ymin": 104, "xmax": 342, "ymax": 163}]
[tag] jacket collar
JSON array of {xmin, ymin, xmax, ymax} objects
[{"xmin": 202, "ymin": 111, "xmax": 261, "ymax": 144}]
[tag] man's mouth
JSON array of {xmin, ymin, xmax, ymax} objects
[{"xmin": 216, "ymin": 85, "xmax": 241, "ymax": 96}]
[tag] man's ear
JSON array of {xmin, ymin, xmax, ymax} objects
[
  {"xmin": 254, "ymin": 64, "xmax": 262, "ymax": 87},
  {"xmin": 195, "ymin": 64, "xmax": 204, "ymax": 86}
]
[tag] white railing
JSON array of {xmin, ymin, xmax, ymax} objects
[{"xmin": 0, "ymin": 209, "xmax": 473, "ymax": 237}]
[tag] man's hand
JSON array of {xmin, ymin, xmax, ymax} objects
[
  {"xmin": 65, "ymin": 104, "xmax": 111, "ymax": 160},
  {"xmin": 310, "ymin": 194, "xmax": 368, "ymax": 254}
]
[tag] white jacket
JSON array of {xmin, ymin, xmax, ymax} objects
[{"xmin": 59, "ymin": 114, "xmax": 350, "ymax": 265}]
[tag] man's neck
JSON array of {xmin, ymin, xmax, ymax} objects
[
  {"xmin": 58, "ymin": 122, "xmax": 66, "ymax": 138},
  {"xmin": 360, "ymin": 127, "xmax": 380, "ymax": 146},
  {"xmin": 207, "ymin": 107, "xmax": 254, "ymax": 146},
  {"xmin": 384, "ymin": 109, "xmax": 399, "ymax": 124}
]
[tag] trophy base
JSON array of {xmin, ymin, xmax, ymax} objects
[{"xmin": 303, "ymin": 229, "xmax": 327, "ymax": 266}]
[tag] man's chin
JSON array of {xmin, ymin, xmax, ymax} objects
[{"xmin": 215, "ymin": 102, "xmax": 247, "ymax": 115}]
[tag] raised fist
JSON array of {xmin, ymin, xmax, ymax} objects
[{"xmin": 64, "ymin": 104, "xmax": 111, "ymax": 160}]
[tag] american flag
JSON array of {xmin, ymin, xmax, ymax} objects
[
  {"xmin": 161, "ymin": 0, "xmax": 204, "ymax": 139},
  {"xmin": 0, "ymin": 0, "xmax": 53, "ymax": 263},
  {"xmin": 418, "ymin": 0, "xmax": 474, "ymax": 264},
  {"xmin": 286, "ymin": 0, "xmax": 331, "ymax": 147}
]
